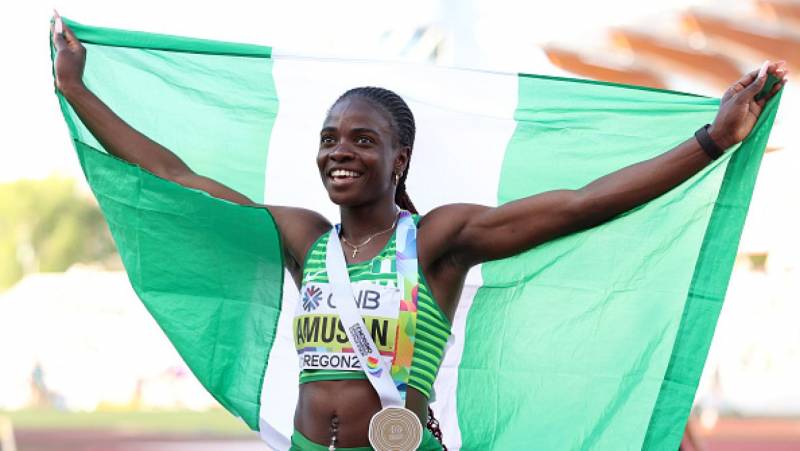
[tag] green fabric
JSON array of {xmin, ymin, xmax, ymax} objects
[
  {"xmin": 643, "ymin": 89, "xmax": 781, "ymax": 448},
  {"xmin": 52, "ymin": 19, "xmax": 283, "ymax": 430},
  {"xmin": 457, "ymin": 74, "xmax": 781, "ymax": 449},
  {"xmin": 298, "ymin": 218, "xmax": 452, "ymax": 399},
  {"xmin": 60, "ymin": 17, "xmax": 277, "ymax": 202},
  {"xmin": 62, "ymin": 17, "xmax": 271, "ymax": 58},
  {"xmin": 289, "ymin": 428, "xmax": 443, "ymax": 451}
]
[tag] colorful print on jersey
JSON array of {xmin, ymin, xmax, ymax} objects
[{"xmin": 390, "ymin": 210, "xmax": 420, "ymax": 401}]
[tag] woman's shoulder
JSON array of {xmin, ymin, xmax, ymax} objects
[{"xmin": 414, "ymin": 203, "xmax": 493, "ymax": 267}]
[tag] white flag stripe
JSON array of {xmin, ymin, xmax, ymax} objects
[
  {"xmin": 431, "ymin": 266, "xmax": 485, "ymax": 451},
  {"xmin": 260, "ymin": 276, "xmax": 302, "ymax": 449}
]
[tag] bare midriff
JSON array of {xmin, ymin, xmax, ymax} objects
[{"xmin": 294, "ymin": 379, "xmax": 429, "ymax": 447}]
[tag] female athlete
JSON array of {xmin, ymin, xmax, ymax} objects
[{"xmin": 52, "ymin": 13, "xmax": 787, "ymax": 451}]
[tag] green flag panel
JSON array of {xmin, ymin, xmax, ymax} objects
[
  {"xmin": 53, "ymin": 19, "xmax": 284, "ymax": 430},
  {"xmin": 458, "ymin": 75, "xmax": 780, "ymax": 449},
  {"xmin": 61, "ymin": 18, "xmax": 277, "ymax": 202}
]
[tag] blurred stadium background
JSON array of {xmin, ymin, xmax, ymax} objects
[{"xmin": 2, "ymin": 0, "xmax": 798, "ymax": 449}]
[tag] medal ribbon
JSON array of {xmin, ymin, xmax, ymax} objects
[
  {"xmin": 389, "ymin": 210, "xmax": 418, "ymax": 401},
  {"xmin": 325, "ymin": 210, "xmax": 418, "ymax": 407}
]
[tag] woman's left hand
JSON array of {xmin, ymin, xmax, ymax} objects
[{"xmin": 709, "ymin": 60, "xmax": 788, "ymax": 150}]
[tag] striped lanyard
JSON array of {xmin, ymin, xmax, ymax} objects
[{"xmin": 328, "ymin": 210, "xmax": 419, "ymax": 403}]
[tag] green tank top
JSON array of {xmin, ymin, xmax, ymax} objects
[{"xmin": 296, "ymin": 216, "xmax": 452, "ymax": 399}]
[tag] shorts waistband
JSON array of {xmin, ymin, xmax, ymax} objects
[
  {"xmin": 289, "ymin": 427, "xmax": 442, "ymax": 451},
  {"xmin": 290, "ymin": 429, "xmax": 372, "ymax": 451}
]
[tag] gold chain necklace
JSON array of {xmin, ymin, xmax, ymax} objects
[{"xmin": 340, "ymin": 212, "xmax": 399, "ymax": 259}]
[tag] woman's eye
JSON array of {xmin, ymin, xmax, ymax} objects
[
  {"xmin": 356, "ymin": 136, "xmax": 374, "ymax": 144},
  {"xmin": 320, "ymin": 136, "xmax": 335, "ymax": 145}
]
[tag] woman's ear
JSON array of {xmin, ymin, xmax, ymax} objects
[{"xmin": 395, "ymin": 146, "xmax": 411, "ymax": 175}]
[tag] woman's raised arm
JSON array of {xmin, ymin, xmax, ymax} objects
[
  {"xmin": 51, "ymin": 15, "xmax": 330, "ymax": 282},
  {"xmin": 52, "ymin": 16, "xmax": 255, "ymax": 205},
  {"xmin": 423, "ymin": 61, "xmax": 788, "ymax": 268}
]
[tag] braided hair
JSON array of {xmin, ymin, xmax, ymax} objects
[
  {"xmin": 332, "ymin": 87, "xmax": 418, "ymax": 214},
  {"xmin": 428, "ymin": 406, "xmax": 447, "ymax": 450}
]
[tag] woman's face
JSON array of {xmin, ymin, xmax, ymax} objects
[{"xmin": 317, "ymin": 97, "xmax": 407, "ymax": 207}]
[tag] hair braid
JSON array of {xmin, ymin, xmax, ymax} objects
[
  {"xmin": 333, "ymin": 87, "xmax": 418, "ymax": 214},
  {"xmin": 427, "ymin": 406, "xmax": 447, "ymax": 450}
]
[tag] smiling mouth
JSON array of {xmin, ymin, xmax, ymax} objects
[{"xmin": 328, "ymin": 169, "xmax": 363, "ymax": 183}]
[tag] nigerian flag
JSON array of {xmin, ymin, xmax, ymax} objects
[{"xmin": 52, "ymin": 18, "xmax": 781, "ymax": 451}]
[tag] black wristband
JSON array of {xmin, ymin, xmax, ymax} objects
[{"xmin": 694, "ymin": 124, "xmax": 724, "ymax": 160}]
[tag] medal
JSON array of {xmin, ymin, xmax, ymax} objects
[{"xmin": 368, "ymin": 406, "xmax": 423, "ymax": 451}]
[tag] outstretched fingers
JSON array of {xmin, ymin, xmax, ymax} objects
[
  {"xmin": 756, "ymin": 75, "xmax": 789, "ymax": 107},
  {"xmin": 733, "ymin": 67, "xmax": 760, "ymax": 93},
  {"xmin": 734, "ymin": 60, "xmax": 784, "ymax": 93},
  {"xmin": 724, "ymin": 64, "xmax": 764, "ymax": 102},
  {"xmin": 752, "ymin": 61, "xmax": 789, "ymax": 106},
  {"xmin": 52, "ymin": 10, "xmax": 79, "ymax": 49},
  {"xmin": 51, "ymin": 10, "xmax": 65, "ymax": 47},
  {"xmin": 742, "ymin": 61, "xmax": 770, "ymax": 97},
  {"xmin": 51, "ymin": 21, "xmax": 67, "ymax": 51},
  {"xmin": 60, "ymin": 18, "xmax": 79, "ymax": 45}
]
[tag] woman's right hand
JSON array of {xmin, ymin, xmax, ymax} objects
[
  {"xmin": 51, "ymin": 12, "xmax": 86, "ymax": 95},
  {"xmin": 709, "ymin": 60, "xmax": 787, "ymax": 150}
]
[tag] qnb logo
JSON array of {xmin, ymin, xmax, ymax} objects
[
  {"xmin": 366, "ymin": 355, "xmax": 383, "ymax": 377},
  {"xmin": 302, "ymin": 285, "xmax": 322, "ymax": 312}
]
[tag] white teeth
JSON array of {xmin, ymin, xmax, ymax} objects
[{"xmin": 330, "ymin": 169, "xmax": 361, "ymax": 178}]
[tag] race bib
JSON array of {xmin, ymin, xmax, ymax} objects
[{"xmin": 294, "ymin": 281, "xmax": 400, "ymax": 370}]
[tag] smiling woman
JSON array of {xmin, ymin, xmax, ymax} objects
[
  {"xmin": 319, "ymin": 88, "xmax": 418, "ymax": 215},
  {"xmin": 301, "ymin": 88, "xmax": 450, "ymax": 450},
  {"xmin": 50, "ymin": 14, "xmax": 785, "ymax": 451}
]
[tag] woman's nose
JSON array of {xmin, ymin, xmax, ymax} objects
[{"xmin": 329, "ymin": 144, "xmax": 354, "ymax": 161}]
